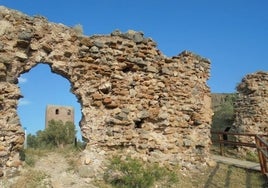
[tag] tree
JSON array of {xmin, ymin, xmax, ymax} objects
[
  {"xmin": 27, "ymin": 120, "xmax": 77, "ymax": 149},
  {"xmin": 27, "ymin": 134, "xmax": 38, "ymax": 148},
  {"xmin": 41, "ymin": 120, "xmax": 77, "ymax": 148}
]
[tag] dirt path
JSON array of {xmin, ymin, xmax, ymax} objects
[
  {"xmin": 0, "ymin": 150, "xmax": 100, "ymax": 188},
  {"xmin": 34, "ymin": 151, "xmax": 99, "ymax": 188},
  {"xmin": 0, "ymin": 145, "xmax": 111, "ymax": 188}
]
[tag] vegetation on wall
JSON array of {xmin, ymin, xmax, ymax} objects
[{"xmin": 72, "ymin": 24, "xmax": 83, "ymax": 35}]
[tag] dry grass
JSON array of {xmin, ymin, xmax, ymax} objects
[
  {"xmin": 10, "ymin": 170, "xmax": 50, "ymax": 188},
  {"xmin": 174, "ymin": 163, "xmax": 266, "ymax": 188},
  {"xmin": 97, "ymin": 158, "xmax": 266, "ymax": 188}
]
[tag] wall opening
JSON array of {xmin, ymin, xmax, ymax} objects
[
  {"xmin": 55, "ymin": 109, "xmax": 59, "ymax": 115},
  {"xmin": 223, "ymin": 127, "xmax": 231, "ymax": 141},
  {"xmin": 17, "ymin": 63, "xmax": 82, "ymax": 141}
]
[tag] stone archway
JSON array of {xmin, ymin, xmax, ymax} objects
[
  {"xmin": 18, "ymin": 63, "xmax": 82, "ymax": 138},
  {"xmin": 0, "ymin": 6, "xmax": 213, "ymax": 176}
]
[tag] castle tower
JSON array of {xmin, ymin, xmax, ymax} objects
[{"xmin": 45, "ymin": 105, "xmax": 74, "ymax": 128}]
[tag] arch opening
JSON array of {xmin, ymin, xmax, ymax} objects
[{"xmin": 17, "ymin": 63, "xmax": 83, "ymax": 145}]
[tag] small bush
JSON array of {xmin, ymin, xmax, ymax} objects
[
  {"xmin": 104, "ymin": 156, "xmax": 179, "ymax": 188},
  {"xmin": 11, "ymin": 170, "xmax": 50, "ymax": 188},
  {"xmin": 245, "ymin": 151, "xmax": 259, "ymax": 162},
  {"xmin": 25, "ymin": 155, "xmax": 36, "ymax": 167},
  {"xmin": 21, "ymin": 148, "xmax": 50, "ymax": 167},
  {"xmin": 20, "ymin": 149, "xmax": 35, "ymax": 167},
  {"xmin": 73, "ymin": 24, "xmax": 83, "ymax": 35}
]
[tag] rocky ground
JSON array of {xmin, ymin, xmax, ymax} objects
[
  {"xmin": 0, "ymin": 148, "xmax": 106, "ymax": 188},
  {"xmin": 29, "ymin": 152, "xmax": 94, "ymax": 187}
]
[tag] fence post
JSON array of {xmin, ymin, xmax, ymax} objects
[
  {"xmin": 218, "ymin": 133, "xmax": 223, "ymax": 155},
  {"xmin": 255, "ymin": 135, "xmax": 267, "ymax": 174},
  {"xmin": 261, "ymin": 138, "xmax": 268, "ymax": 174},
  {"xmin": 263, "ymin": 148, "xmax": 268, "ymax": 174}
]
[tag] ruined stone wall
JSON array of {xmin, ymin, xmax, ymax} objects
[
  {"xmin": 234, "ymin": 71, "xmax": 268, "ymax": 144},
  {"xmin": 0, "ymin": 6, "xmax": 212, "ymax": 176}
]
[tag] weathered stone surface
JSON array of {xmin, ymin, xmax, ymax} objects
[
  {"xmin": 0, "ymin": 20, "xmax": 13, "ymax": 36},
  {"xmin": 0, "ymin": 6, "xmax": 213, "ymax": 176},
  {"xmin": 15, "ymin": 52, "xmax": 28, "ymax": 60}
]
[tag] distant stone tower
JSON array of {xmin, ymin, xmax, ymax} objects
[{"xmin": 45, "ymin": 105, "xmax": 74, "ymax": 128}]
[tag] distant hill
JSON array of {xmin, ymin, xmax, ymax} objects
[
  {"xmin": 211, "ymin": 93, "xmax": 236, "ymax": 111},
  {"xmin": 211, "ymin": 93, "xmax": 237, "ymax": 132}
]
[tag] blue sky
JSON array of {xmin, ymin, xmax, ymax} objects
[{"xmin": 1, "ymin": 1, "xmax": 268, "ymax": 136}]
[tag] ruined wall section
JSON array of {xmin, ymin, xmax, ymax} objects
[
  {"xmin": 0, "ymin": 6, "xmax": 212, "ymax": 176},
  {"xmin": 234, "ymin": 71, "xmax": 268, "ymax": 144}
]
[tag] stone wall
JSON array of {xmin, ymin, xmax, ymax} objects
[
  {"xmin": 234, "ymin": 71, "xmax": 268, "ymax": 144},
  {"xmin": 0, "ymin": 6, "xmax": 213, "ymax": 176}
]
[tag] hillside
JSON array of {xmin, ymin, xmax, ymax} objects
[
  {"xmin": 211, "ymin": 93, "xmax": 235, "ymax": 111},
  {"xmin": 211, "ymin": 93, "xmax": 237, "ymax": 132}
]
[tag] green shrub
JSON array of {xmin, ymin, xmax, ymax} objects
[
  {"xmin": 11, "ymin": 170, "xmax": 50, "ymax": 188},
  {"xmin": 25, "ymin": 155, "xmax": 36, "ymax": 167},
  {"xmin": 104, "ymin": 156, "xmax": 179, "ymax": 188},
  {"xmin": 73, "ymin": 24, "xmax": 83, "ymax": 35},
  {"xmin": 20, "ymin": 149, "xmax": 35, "ymax": 167},
  {"xmin": 211, "ymin": 94, "xmax": 237, "ymax": 132},
  {"xmin": 20, "ymin": 148, "xmax": 50, "ymax": 167},
  {"xmin": 27, "ymin": 120, "xmax": 77, "ymax": 149},
  {"xmin": 245, "ymin": 151, "xmax": 259, "ymax": 162}
]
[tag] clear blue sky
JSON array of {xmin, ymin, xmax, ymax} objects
[{"xmin": 1, "ymin": 1, "xmax": 268, "ymax": 136}]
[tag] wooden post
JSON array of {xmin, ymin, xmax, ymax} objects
[
  {"xmin": 74, "ymin": 137, "xmax": 77, "ymax": 147},
  {"xmin": 255, "ymin": 135, "xmax": 267, "ymax": 174},
  {"xmin": 219, "ymin": 133, "xmax": 223, "ymax": 156},
  {"xmin": 261, "ymin": 141, "xmax": 268, "ymax": 173}
]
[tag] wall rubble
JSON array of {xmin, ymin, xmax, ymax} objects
[{"xmin": 0, "ymin": 6, "xmax": 213, "ymax": 176}]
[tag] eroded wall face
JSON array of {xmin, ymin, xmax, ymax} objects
[
  {"xmin": 234, "ymin": 72, "xmax": 268, "ymax": 144},
  {"xmin": 0, "ymin": 6, "xmax": 212, "ymax": 176}
]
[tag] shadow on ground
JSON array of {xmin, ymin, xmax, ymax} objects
[{"xmin": 203, "ymin": 163, "xmax": 267, "ymax": 188}]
